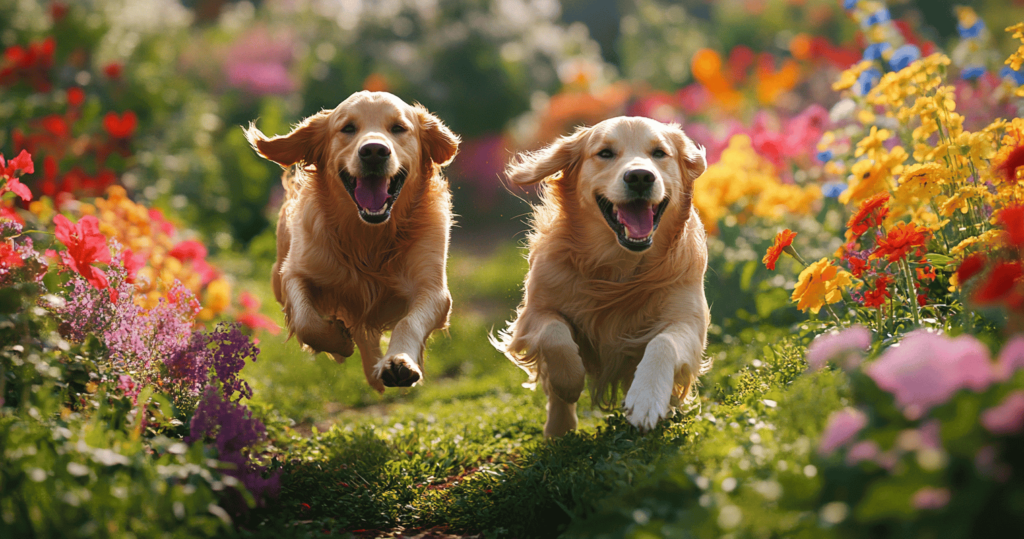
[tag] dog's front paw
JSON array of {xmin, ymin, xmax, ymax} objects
[
  {"xmin": 376, "ymin": 353, "xmax": 422, "ymax": 388},
  {"xmin": 623, "ymin": 383, "xmax": 671, "ymax": 433}
]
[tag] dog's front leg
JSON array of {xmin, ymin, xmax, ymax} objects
[
  {"xmin": 283, "ymin": 277, "xmax": 354, "ymax": 358},
  {"xmin": 624, "ymin": 303, "xmax": 708, "ymax": 432},
  {"xmin": 375, "ymin": 289, "xmax": 451, "ymax": 388}
]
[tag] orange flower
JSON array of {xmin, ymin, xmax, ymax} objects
[
  {"xmin": 763, "ymin": 229, "xmax": 797, "ymax": 270},
  {"xmin": 847, "ymin": 192, "xmax": 889, "ymax": 239},
  {"xmin": 872, "ymin": 222, "xmax": 929, "ymax": 263}
]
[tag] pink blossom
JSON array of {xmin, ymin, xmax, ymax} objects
[
  {"xmin": 912, "ymin": 487, "xmax": 950, "ymax": 510},
  {"xmin": 981, "ymin": 391, "xmax": 1024, "ymax": 435},
  {"xmin": 845, "ymin": 440, "xmax": 880, "ymax": 465},
  {"xmin": 819, "ymin": 407, "xmax": 868, "ymax": 456},
  {"xmin": 866, "ymin": 330, "xmax": 997, "ymax": 419},
  {"xmin": 995, "ymin": 336, "xmax": 1024, "ymax": 381},
  {"xmin": 807, "ymin": 325, "xmax": 871, "ymax": 371}
]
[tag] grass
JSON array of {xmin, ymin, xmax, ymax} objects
[{"xmin": 229, "ymin": 240, "xmax": 838, "ymax": 538}]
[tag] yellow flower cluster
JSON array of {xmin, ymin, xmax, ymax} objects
[
  {"xmin": 77, "ymin": 186, "xmax": 231, "ymax": 319},
  {"xmin": 693, "ymin": 134, "xmax": 822, "ymax": 234},
  {"xmin": 1007, "ymin": 23, "xmax": 1024, "ymax": 96},
  {"xmin": 791, "ymin": 258, "xmax": 853, "ymax": 314}
]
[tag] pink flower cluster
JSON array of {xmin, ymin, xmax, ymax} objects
[
  {"xmin": 866, "ymin": 330, "xmax": 1024, "ymax": 420},
  {"xmin": 807, "ymin": 325, "xmax": 872, "ymax": 371}
]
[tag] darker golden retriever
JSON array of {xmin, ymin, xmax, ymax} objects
[
  {"xmin": 493, "ymin": 117, "xmax": 710, "ymax": 436},
  {"xmin": 245, "ymin": 91, "xmax": 459, "ymax": 392}
]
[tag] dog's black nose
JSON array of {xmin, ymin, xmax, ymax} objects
[
  {"xmin": 359, "ymin": 142, "xmax": 391, "ymax": 165},
  {"xmin": 624, "ymin": 169, "xmax": 655, "ymax": 196}
]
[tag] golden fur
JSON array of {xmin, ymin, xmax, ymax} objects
[
  {"xmin": 245, "ymin": 91, "xmax": 460, "ymax": 392},
  {"xmin": 493, "ymin": 117, "xmax": 710, "ymax": 436}
]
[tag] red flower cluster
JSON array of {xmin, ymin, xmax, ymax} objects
[
  {"xmin": 862, "ymin": 275, "xmax": 893, "ymax": 309},
  {"xmin": 54, "ymin": 214, "xmax": 112, "ymax": 291},
  {"xmin": 0, "ymin": 38, "xmax": 55, "ymax": 91},
  {"xmin": 0, "ymin": 150, "xmax": 34, "ymax": 203},
  {"xmin": 998, "ymin": 206, "xmax": 1024, "ymax": 247}
]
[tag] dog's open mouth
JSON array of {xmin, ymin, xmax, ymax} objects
[
  {"xmin": 339, "ymin": 168, "xmax": 408, "ymax": 224},
  {"xmin": 596, "ymin": 194, "xmax": 669, "ymax": 252}
]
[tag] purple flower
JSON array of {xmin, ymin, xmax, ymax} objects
[
  {"xmin": 981, "ymin": 391, "xmax": 1024, "ymax": 435},
  {"xmin": 866, "ymin": 330, "xmax": 997, "ymax": 419},
  {"xmin": 819, "ymin": 408, "xmax": 868, "ymax": 456},
  {"xmin": 807, "ymin": 325, "xmax": 871, "ymax": 371}
]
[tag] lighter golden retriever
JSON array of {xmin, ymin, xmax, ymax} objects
[
  {"xmin": 245, "ymin": 91, "xmax": 459, "ymax": 392},
  {"xmin": 493, "ymin": 117, "xmax": 710, "ymax": 436}
]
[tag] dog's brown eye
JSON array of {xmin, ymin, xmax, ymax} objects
[
  {"xmin": 652, "ymin": 148, "xmax": 667, "ymax": 158},
  {"xmin": 391, "ymin": 124, "xmax": 407, "ymax": 134},
  {"xmin": 341, "ymin": 124, "xmax": 356, "ymax": 134},
  {"xmin": 597, "ymin": 149, "xmax": 614, "ymax": 159}
]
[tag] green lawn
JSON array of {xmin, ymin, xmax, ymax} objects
[{"xmin": 235, "ymin": 241, "xmax": 840, "ymax": 538}]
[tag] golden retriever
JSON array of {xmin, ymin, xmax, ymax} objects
[
  {"xmin": 245, "ymin": 91, "xmax": 459, "ymax": 392},
  {"xmin": 493, "ymin": 117, "xmax": 710, "ymax": 436}
]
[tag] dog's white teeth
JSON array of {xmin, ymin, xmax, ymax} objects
[{"xmin": 364, "ymin": 208, "xmax": 387, "ymax": 216}]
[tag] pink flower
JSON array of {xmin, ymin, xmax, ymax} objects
[
  {"xmin": 845, "ymin": 440, "xmax": 880, "ymax": 465},
  {"xmin": 54, "ymin": 214, "xmax": 111, "ymax": 290},
  {"xmin": 995, "ymin": 336, "xmax": 1024, "ymax": 381},
  {"xmin": 866, "ymin": 330, "xmax": 997, "ymax": 419},
  {"xmin": 912, "ymin": 487, "xmax": 950, "ymax": 510},
  {"xmin": 807, "ymin": 325, "xmax": 871, "ymax": 371},
  {"xmin": 819, "ymin": 407, "xmax": 868, "ymax": 456},
  {"xmin": 981, "ymin": 391, "xmax": 1024, "ymax": 435}
]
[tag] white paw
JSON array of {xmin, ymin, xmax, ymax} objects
[{"xmin": 623, "ymin": 375, "xmax": 673, "ymax": 433}]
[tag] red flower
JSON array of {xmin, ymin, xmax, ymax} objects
[
  {"xmin": 872, "ymin": 222, "xmax": 929, "ymax": 263},
  {"xmin": 40, "ymin": 114, "xmax": 69, "ymax": 138},
  {"xmin": 0, "ymin": 241, "xmax": 24, "ymax": 269},
  {"xmin": 50, "ymin": 3, "xmax": 69, "ymax": 22},
  {"xmin": 847, "ymin": 256, "xmax": 868, "ymax": 278},
  {"xmin": 957, "ymin": 253, "xmax": 987, "ymax": 283},
  {"xmin": 862, "ymin": 275, "xmax": 892, "ymax": 308},
  {"xmin": 847, "ymin": 192, "xmax": 890, "ymax": 239},
  {"xmin": 916, "ymin": 262, "xmax": 936, "ymax": 281},
  {"xmin": 996, "ymin": 144, "xmax": 1024, "ymax": 184},
  {"xmin": 54, "ymin": 214, "xmax": 111, "ymax": 290},
  {"xmin": 0, "ymin": 205, "xmax": 23, "ymax": 224},
  {"xmin": 103, "ymin": 62, "xmax": 123, "ymax": 80},
  {"xmin": 0, "ymin": 150, "xmax": 34, "ymax": 202},
  {"xmin": 999, "ymin": 206, "xmax": 1024, "ymax": 247},
  {"xmin": 763, "ymin": 229, "xmax": 797, "ymax": 270},
  {"xmin": 122, "ymin": 247, "xmax": 146, "ymax": 283},
  {"xmin": 67, "ymin": 87, "xmax": 85, "ymax": 107},
  {"xmin": 103, "ymin": 111, "xmax": 137, "ymax": 139},
  {"xmin": 917, "ymin": 293, "xmax": 928, "ymax": 307},
  {"xmin": 169, "ymin": 239, "xmax": 207, "ymax": 261},
  {"xmin": 973, "ymin": 261, "xmax": 1023, "ymax": 305}
]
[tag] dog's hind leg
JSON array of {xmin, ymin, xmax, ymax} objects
[{"xmin": 354, "ymin": 329, "xmax": 385, "ymax": 394}]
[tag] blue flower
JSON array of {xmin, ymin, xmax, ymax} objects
[
  {"xmin": 844, "ymin": 0, "xmax": 858, "ymax": 11},
  {"xmin": 854, "ymin": 67, "xmax": 882, "ymax": 96},
  {"xmin": 887, "ymin": 44, "xmax": 920, "ymax": 72},
  {"xmin": 961, "ymin": 66, "xmax": 986, "ymax": 81},
  {"xmin": 823, "ymin": 181, "xmax": 847, "ymax": 199},
  {"xmin": 958, "ymin": 20, "xmax": 984, "ymax": 39},
  {"xmin": 863, "ymin": 8, "xmax": 891, "ymax": 27},
  {"xmin": 863, "ymin": 42, "xmax": 892, "ymax": 62},
  {"xmin": 817, "ymin": 149, "xmax": 834, "ymax": 163},
  {"xmin": 1000, "ymin": 65, "xmax": 1024, "ymax": 86}
]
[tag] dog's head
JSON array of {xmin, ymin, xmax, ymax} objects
[
  {"xmin": 507, "ymin": 117, "xmax": 705, "ymax": 252},
  {"xmin": 245, "ymin": 91, "xmax": 459, "ymax": 225}
]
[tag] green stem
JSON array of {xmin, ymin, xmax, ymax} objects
[{"xmin": 899, "ymin": 257, "xmax": 921, "ymax": 327}]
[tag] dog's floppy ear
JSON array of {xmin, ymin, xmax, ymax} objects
[
  {"xmin": 244, "ymin": 110, "xmax": 331, "ymax": 168},
  {"xmin": 669, "ymin": 127, "xmax": 707, "ymax": 183},
  {"xmin": 506, "ymin": 125, "xmax": 590, "ymax": 186},
  {"xmin": 415, "ymin": 105, "xmax": 460, "ymax": 166}
]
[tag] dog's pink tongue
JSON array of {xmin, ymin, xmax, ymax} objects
[
  {"xmin": 616, "ymin": 201, "xmax": 655, "ymax": 239},
  {"xmin": 354, "ymin": 176, "xmax": 390, "ymax": 212}
]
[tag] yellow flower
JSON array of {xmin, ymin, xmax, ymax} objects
[
  {"xmin": 1006, "ymin": 23, "xmax": 1024, "ymax": 71},
  {"xmin": 833, "ymin": 61, "xmax": 874, "ymax": 92},
  {"xmin": 855, "ymin": 126, "xmax": 891, "ymax": 158},
  {"xmin": 792, "ymin": 258, "xmax": 852, "ymax": 314},
  {"xmin": 199, "ymin": 278, "xmax": 231, "ymax": 320},
  {"xmin": 840, "ymin": 146, "xmax": 907, "ymax": 206},
  {"xmin": 894, "ymin": 162, "xmax": 947, "ymax": 204}
]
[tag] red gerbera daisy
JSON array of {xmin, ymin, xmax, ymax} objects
[{"xmin": 763, "ymin": 229, "xmax": 797, "ymax": 270}]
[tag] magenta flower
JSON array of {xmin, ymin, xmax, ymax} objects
[
  {"xmin": 819, "ymin": 407, "xmax": 868, "ymax": 456},
  {"xmin": 981, "ymin": 391, "xmax": 1024, "ymax": 435},
  {"xmin": 807, "ymin": 325, "xmax": 871, "ymax": 371},
  {"xmin": 845, "ymin": 440, "xmax": 880, "ymax": 465},
  {"xmin": 866, "ymin": 330, "xmax": 997, "ymax": 419},
  {"xmin": 995, "ymin": 336, "xmax": 1024, "ymax": 381}
]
